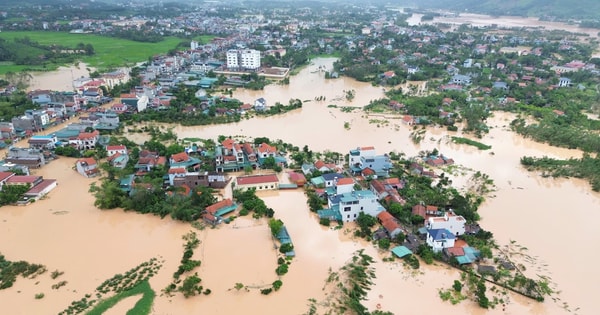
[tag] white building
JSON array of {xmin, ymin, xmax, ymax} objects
[
  {"xmin": 328, "ymin": 189, "xmax": 385, "ymax": 222},
  {"xmin": 191, "ymin": 40, "xmax": 199, "ymax": 50},
  {"xmin": 425, "ymin": 211, "xmax": 466, "ymax": 237},
  {"xmin": 106, "ymin": 145, "xmax": 128, "ymax": 156},
  {"xmin": 226, "ymin": 49, "xmax": 261, "ymax": 70},
  {"xmin": 348, "ymin": 146, "xmax": 377, "ymax": 166},
  {"xmin": 426, "ymin": 228, "xmax": 456, "ymax": 253}
]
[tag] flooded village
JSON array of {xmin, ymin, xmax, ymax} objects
[{"xmin": 1, "ymin": 5, "xmax": 600, "ymax": 315}]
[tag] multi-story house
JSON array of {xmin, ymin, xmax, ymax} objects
[
  {"xmin": 28, "ymin": 135, "xmax": 57, "ymax": 150},
  {"xmin": 425, "ymin": 211, "xmax": 466, "ymax": 237},
  {"xmin": 328, "ymin": 189, "xmax": 385, "ymax": 223},
  {"xmin": 257, "ymin": 142, "xmax": 277, "ymax": 158},
  {"xmin": 75, "ymin": 157, "xmax": 99, "ymax": 178},
  {"xmin": 5, "ymin": 147, "xmax": 47, "ymax": 168},
  {"xmin": 348, "ymin": 146, "xmax": 392, "ymax": 177},
  {"xmin": 69, "ymin": 130, "xmax": 99, "ymax": 150}
]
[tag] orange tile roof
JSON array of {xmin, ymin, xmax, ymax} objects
[
  {"xmin": 205, "ymin": 199, "xmax": 234, "ymax": 215},
  {"xmin": 336, "ymin": 177, "xmax": 354, "ymax": 185},
  {"xmin": 170, "ymin": 152, "xmax": 189, "ymax": 163}
]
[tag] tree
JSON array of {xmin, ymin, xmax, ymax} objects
[
  {"xmin": 356, "ymin": 212, "xmax": 377, "ymax": 237},
  {"xmin": 279, "ymin": 243, "xmax": 294, "ymax": 254},
  {"xmin": 378, "ymin": 238, "xmax": 391, "ymax": 250},
  {"xmin": 269, "ymin": 218, "xmax": 284, "ymax": 236},
  {"xmin": 90, "ymin": 180, "xmax": 126, "ymax": 209},
  {"xmin": 178, "ymin": 273, "xmax": 203, "ymax": 298},
  {"xmin": 0, "ymin": 184, "xmax": 30, "ymax": 205}
]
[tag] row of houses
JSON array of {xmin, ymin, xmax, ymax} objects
[{"xmin": 0, "ymin": 172, "xmax": 57, "ymax": 203}]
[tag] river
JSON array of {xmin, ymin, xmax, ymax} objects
[{"xmin": 1, "ymin": 55, "xmax": 598, "ymax": 315}]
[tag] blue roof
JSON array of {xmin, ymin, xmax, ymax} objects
[
  {"xmin": 318, "ymin": 206, "xmax": 342, "ymax": 221},
  {"xmin": 321, "ymin": 173, "xmax": 345, "ymax": 181},
  {"xmin": 276, "ymin": 226, "xmax": 292, "ymax": 244},
  {"xmin": 427, "ymin": 228, "xmax": 456, "ymax": 241}
]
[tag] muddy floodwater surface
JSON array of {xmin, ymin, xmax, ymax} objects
[{"xmin": 1, "ymin": 54, "xmax": 599, "ymax": 315}]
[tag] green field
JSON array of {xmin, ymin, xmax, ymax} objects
[
  {"xmin": 86, "ymin": 280, "xmax": 155, "ymax": 315},
  {"xmin": 0, "ymin": 31, "xmax": 214, "ymax": 73}
]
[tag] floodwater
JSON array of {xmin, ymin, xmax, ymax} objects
[
  {"xmin": 27, "ymin": 63, "xmax": 94, "ymax": 92},
  {"xmin": 407, "ymin": 13, "xmax": 600, "ymax": 39},
  {"xmin": 1, "ymin": 56, "xmax": 599, "ymax": 315}
]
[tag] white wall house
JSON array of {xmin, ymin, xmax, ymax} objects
[
  {"xmin": 426, "ymin": 228, "xmax": 456, "ymax": 253},
  {"xmin": 426, "ymin": 211, "xmax": 466, "ymax": 236},
  {"xmin": 329, "ymin": 190, "xmax": 385, "ymax": 223},
  {"xmin": 348, "ymin": 146, "xmax": 377, "ymax": 165},
  {"xmin": 106, "ymin": 145, "xmax": 128, "ymax": 156}
]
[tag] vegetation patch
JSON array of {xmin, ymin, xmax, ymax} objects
[
  {"xmin": 58, "ymin": 258, "xmax": 162, "ymax": 315},
  {"xmin": 164, "ymin": 231, "xmax": 207, "ymax": 298},
  {"xmin": 0, "ymin": 253, "xmax": 46, "ymax": 290},
  {"xmin": 451, "ymin": 136, "xmax": 492, "ymax": 150},
  {"xmin": 85, "ymin": 280, "xmax": 155, "ymax": 315}
]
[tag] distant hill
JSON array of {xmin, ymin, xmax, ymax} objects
[{"xmin": 407, "ymin": 0, "xmax": 600, "ymax": 20}]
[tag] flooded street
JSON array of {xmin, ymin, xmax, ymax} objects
[{"xmin": 1, "ymin": 54, "xmax": 599, "ymax": 315}]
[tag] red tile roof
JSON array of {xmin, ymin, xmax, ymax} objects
[
  {"xmin": 170, "ymin": 152, "xmax": 189, "ymax": 163},
  {"xmin": 222, "ymin": 138, "xmax": 234, "ymax": 150},
  {"xmin": 412, "ymin": 204, "xmax": 426, "ymax": 217},
  {"xmin": 236, "ymin": 174, "xmax": 279, "ymax": 186},
  {"xmin": 106, "ymin": 145, "xmax": 127, "ymax": 151},
  {"xmin": 7, "ymin": 175, "xmax": 41, "ymax": 184},
  {"xmin": 446, "ymin": 247, "xmax": 465, "ymax": 257},
  {"xmin": 168, "ymin": 167, "xmax": 186, "ymax": 174},
  {"xmin": 257, "ymin": 142, "xmax": 277, "ymax": 154},
  {"xmin": 77, "ymin": 158, "xmax": 97, "ymax": 166},
  {"xmin": 205, "ymin": 198, "xmax": 233, "ymax": 215},
  {"xmin": 360, "ymin": 146, "xmax": 375, "ymax": 150},
  {"xmin": 0, "ymin": 172, "xmax": 14, "ymax": 182},
  {"xmin": 336, "ymin": 177, "xmax": 354, "ymax": 186},
  {"xmin": 26, "ymin": 179, "xmax": 56, "ymax": 195}
]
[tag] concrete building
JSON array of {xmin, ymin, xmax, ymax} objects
[
  {"xmin": 425, "ymin": 211, "xmax": 466, "ymax": 236},
  {"xmin": 328, "ymin": 189, "xmax": 385, "ymax": 223},
  {"xmin": 5, "ymin": 147, "xmax": 47, "ymax": 168},
  {"xmin": 226, "ymin": 49, "xmax": 261, "ymax": 70},
  {"xmin": 235, "ymin": 174, "xmax": 279, "ymax": 191}
]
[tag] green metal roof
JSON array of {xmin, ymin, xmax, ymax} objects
[
  {"xmin": 310, "ymin": 176, "xmax": 325, "ymax": 186},
  {"xmin": 455, "ymin": 255, "xmax": 473, "ymax": 265},
  {"xmin": 214, "ymin": 204, "xmax": 238, "ymax": 217},
  {"xmin": 391, "ymin": 246, "xmax": 412, "ymax": 258}
]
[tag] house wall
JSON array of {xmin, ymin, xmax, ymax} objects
[
  {"xmin": 338, "ymin": 195, "xmax": 383, "ymax": 223},
  {"xmin": 426, "ymin": 216, "xmax": 466, "ymax": 236},
  {"xmin": 25, "ymin": 181, "xmax": 57, "ymax": 199},
  {"xmin": 235, "ymin": 181, "xmax": 279, "ymax": 192},
  {"xmin": 426, "ymin": 234, "xmax": 455, "ymax": 253}
]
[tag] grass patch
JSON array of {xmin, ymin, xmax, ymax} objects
[
  {"xmin": 86, "ymin": 280, "xmax": 155, "ymax": 315},
  {"xmin": 0, "ymin": 31, "xmax": 185, "ymax": 72},
  {"xmin": 451, "ymin": 136, "xmax": 492, "ymax": 150}
]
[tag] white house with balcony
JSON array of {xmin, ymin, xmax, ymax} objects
[{"xmin": 426, "ymin": 228, "xmax": 456, "ymax": 253}]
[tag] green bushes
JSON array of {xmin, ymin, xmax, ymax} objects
[
  {"xmin": 275, "ymin": 264, "xmax": 289, "ymax": 276},
  {"xmin": 0, "ymin": 253, "xmax": 46, "ymax": 290},
  {"xmin": 451, "ymin": 136, "xmax": 492, "ymax": 150}
]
